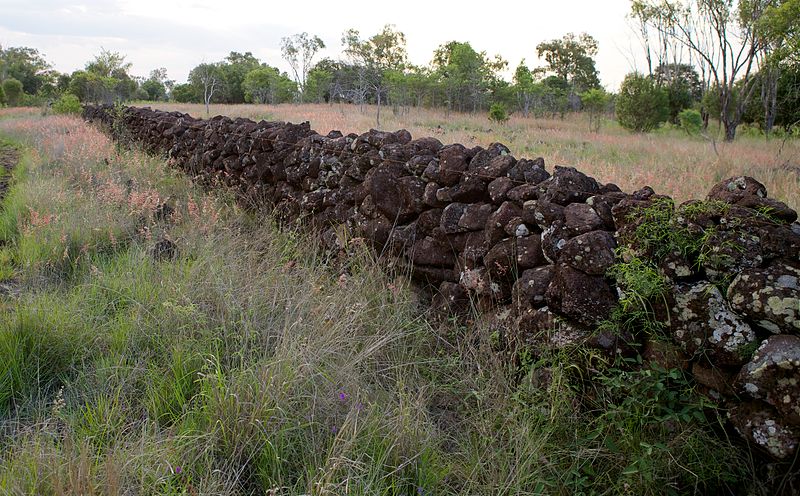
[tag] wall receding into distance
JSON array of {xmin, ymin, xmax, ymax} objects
[{"xmin": 84, "ymin": 104, "xmax": 800, "ymax": 460}]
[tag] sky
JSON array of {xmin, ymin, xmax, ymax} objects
[{"xmin": 0, "ymin": 0, "xmax": 647, "ymax": 89}]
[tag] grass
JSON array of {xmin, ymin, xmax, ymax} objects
[
  {"xmin": 148, "ymin": 102, "xmax": 800, "ymax": 213},
  {"xmin": 0, "ymin": 110, "xmax": 790, "ymax": 495}
]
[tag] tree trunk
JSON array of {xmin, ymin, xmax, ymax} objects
[
  {"xmin": 763, "ymin": 67, "xmax": 779, "ymax": 136},
  {"xmin": 376, "ymin": 91, "xmax": 381, "ymax": 128}
]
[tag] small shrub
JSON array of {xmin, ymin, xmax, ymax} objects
[
  {"xmin": 678, "ymin": 108, "xmax": 703, "ymax": 135},
  {"xmin": 581, "ymin": 88, "xmax": 610, "ymax": 133},
  {"xmin": 615, "ymin": 72, "xmax": 669, "ymax": 133},
  {"xmin": 2, "ymin": 78, "xmax": 24, "ymax": 107},
  {"xmin": 488, "ymin": 103, "xmax": 509, "ymax": 123},
  {"xmin": 0, "ymin": 84, "xmax": 5, "ymax": 106},
  {"xmin": 52, "ymin": 93, "xmax": 82, "ymax": 115}
]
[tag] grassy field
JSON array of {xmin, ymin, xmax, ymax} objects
[
  {"xmin": 150, "ymin": 102, "xmax": 800, "ymax": 212},
  {"xmin": 0, "ymin": 108, "xmax": 793, "ymax": 494}
]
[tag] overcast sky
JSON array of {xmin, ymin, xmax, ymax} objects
[{"xmin": 0, "ymin": 0, "xmax": 646, "ymax": 89}]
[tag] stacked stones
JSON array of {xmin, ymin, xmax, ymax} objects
[{"xmin": 83, "ymin": 104, "xmax": 800, "ymax": 460}]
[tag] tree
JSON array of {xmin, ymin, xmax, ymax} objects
[
  {"xmin": 189, "ymin": 63, "xmax": 223, "ymax": 115},
  {"xmin": 219, "ymin": 52, "xmax": 261, "ymax": 103},
  {"xmin": 0, "ymin": 45, "xmax": 53, "ymax": 95},
  {"xmin": 86, "ymin": 48, "xmax": 132, "ymax": 78},
  {"xmin": 140, "ymin": 67, "xmax": 172, "ymax": 101},
  {"xmin": 342, "ymin": 24, "xmax": 409, "ymax": 126},
  {"xmin": 243, "ymin": 66, "xmax": 296, "ymax": 104},
  {"xmin": 654, "ymin": 63, "xmax": 703, "ymax": 122},
  {"xmin": 581, "ymin": 88, "xmax": 610, "ymax": 132},
  {"xmin": 2, "ymin": 78, "xmax": 24, "ymax": 106},
  {"xmin": 536, "ymin": 33, "xmax": 601, "ymax": 93},
  {"xmin": 630, "ymin": 0, "xmax": 772, "ymax": 141},
  {"xmin": 281, "ymin": 33, "xmax": 325, "ymax": 102},
  {"xmin": 0, "ymin": 85, "xmax": 5, "ymax": 106},
  {"xmin": 616, "ymin": 72, "xmax": 670, "ymax": 132},
  {"xmin": 171, "ymin": 83, "xmax": 196, "ymax": 103},
  {"xmin": 432, "ymin": 41, "xmax": 506, "ymax": 114}
]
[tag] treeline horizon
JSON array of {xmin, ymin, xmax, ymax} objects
[{"xmin": 0, "ymin": 1, "xmax": 798, "ymax": 140}]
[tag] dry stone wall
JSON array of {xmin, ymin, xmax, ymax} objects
[{"xmin": 84, "ymin": 104, "xmax": 800, "ymax": 460}]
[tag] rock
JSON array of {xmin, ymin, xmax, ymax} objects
[
  {"xmin": 528, "ymin": 200, "xmax": 565, "ymax": 230},
  {"xmin": 484, "ymin": 239, "xmax": 517, "ymax": 279},
  {"xmin": 506, "ymin": 184, "xmax": 540, "ymax": 202},
  {"xmin": 736, "ymin": 335, "xmax": 800, "ymax": 425},
  {"xmin": 670, "ymin": 282, "xmax": 757, "ymax": 366},
  {"xmin": 541, "ymin": 166, "xmax": 600, "ymax": 206},
  {"xmin": 151, "ymin": 237, "xmax": 177, "ymax": 261},
  {"xmin": 468, "ymin": 142, "xmax": 510, "ymax": 172},
  {"xmin": 564, "ymin": 203, "xmax": 605, "ymax": 236},
  {"xmin": 507, "ymin": 157, "xmax": 549, "ymax": 184},
  {"xmin": 727, "ymin": 261, "xmax": 800, "ymax": 334},
  {"xmin": 488, "ymin": 176, "xmax": 514, "ymax": 203},
  {"xmin": 458, "ymin": 203, "xmax": 494, "ymax": 232},
  {"xmin": 540, "ymin": 220, "xmax": 571, "ymax": 263},
  {"xmin": 729, "ymin": 401, "xmax": 799, "ymax": 460},
  {"xmin": 474, "ymin": 154, "xmax": 516, "ymax": 180},
  {"xmin": 431, "ymin": 281, "xmax": 469, "ymax": 316},
  {"xmin": 643, "ymin": 340, "xmax": 690, "ymax": 371},
  {"xmin": 516, "ymin": 235, "xmax": 546, "ymax": 269},
  {"xmin": 460, "ymin": 266, "xmax": 505, "ymax": 299},
  {"xmin": 485, "ymin": 201, "xmax": 523, "ymax": 246},
  {"xmin": 437, "ymin": 176, "xmax": 487, "ymax": 203},
  {"xmin": 691, "ymin": 361, "xmax": 735, "ymax": 398},
  {"xmin": 708, "ymin": 176, "xmax": 768, "ymax": 203},
  {"xmin": 368, "ymin": 166, "xmax": 425, "ymax": 222},
  {"xmin": 409, "ymin": 236, "xmax": 455, "ymax": 267},
  {"xmin": 435, "ymin": 144, "xmax": 469, "ymax": 186},
  {"xmin": 515, "ymin": 306, "xmax": 590, "ymax": 349},
  {"xmin": 559, "ymin": 230, "xmax": 617, "ymax": 276},
  {"xmin": 512, "ymin": 265, "xmax": 556, "ymax": 310},
  {"xmin": 545, "ymin": 264, "xmax": 617, "ymax": 325}
]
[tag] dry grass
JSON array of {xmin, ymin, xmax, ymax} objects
[{"xmin": 150, "ymin": 102, "xmax": 800, "ymax": 211}]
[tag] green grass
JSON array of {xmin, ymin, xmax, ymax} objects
[{"xmin": 0, "ymin": 114, "xmax": 787, "ymax": 495}]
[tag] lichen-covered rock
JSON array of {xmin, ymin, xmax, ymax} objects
[
  {"xmin": 670, "ymin": 282, "xmax": 757, "ymax": 365},
  {"xmin": 736, "ymin": 335, "xmax": 800, "ymax": 425},
  {"xmin": 558, "ymin": 230, "xmax": 617, "ymax": 276},
  {"xmin": 540, "ymin": 220, "xmax": 572, "ymax": 263},
  {"xmin": 512, "ymin": 265, "xmax": 555, "ymax": 311},
  {"xmin": 729, "ymin": 401, "xmax": 799, "ymax": 460},
  {"xmin": 727, "ymin": 261, "xmax": 800, "ymax": 334},
  {"xmin": 545, "ymin": 264, "xmax": 617, "ymax": 325},
  {"xmin": 708, "ymin": 176, "xmax": 768, "ymax": 203}
]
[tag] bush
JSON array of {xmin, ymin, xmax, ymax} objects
[
  {"xmin": 2, "ymin": 78, "xmax": 24, "ymax": 107},
  {"xmin": 581, "ymin": 88, "xmax": 610, "ymax": 132},
  {"xmin": 488, "ymin": 102, "xmax": 509, "ymax": 123},
  {"xmin": 52, "ymin": 93, "xmax": 82, "ymax": 115},
  {"xmin": 0, "ymin": 85, "xmax": 5, "ymax": 106},
  {"xmin": 678, "ymin": 109, "xmax": 703, "ymax": 136},
  {"xmin": 615, "ymin": 73, "xmax": 669, "ymax": 133}
]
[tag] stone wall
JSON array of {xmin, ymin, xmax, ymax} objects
[{"xmin": 83, "ymin": 104, "xmax": 800, "ymax": 460}]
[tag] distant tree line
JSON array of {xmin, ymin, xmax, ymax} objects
[{"xmin": 1, "ymin": 2, "xmax": 798, "ymax": 140}]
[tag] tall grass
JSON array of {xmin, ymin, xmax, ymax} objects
[{"xmin": 0, "ymin": 113, "xmax": 782, "ymax": 495}]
